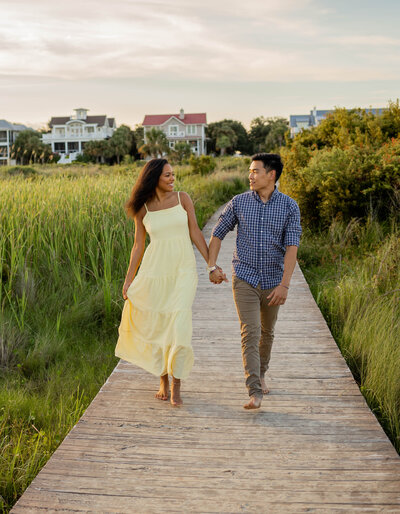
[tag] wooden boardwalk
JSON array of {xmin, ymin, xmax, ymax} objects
[{"xmin": 13, "ymin": 207, "xmax": 400, "ymax": 513}]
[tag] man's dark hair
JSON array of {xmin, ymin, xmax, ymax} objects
[{"xmin": 251, "ymin": 153, "xmax": 283, "ymax": 182}]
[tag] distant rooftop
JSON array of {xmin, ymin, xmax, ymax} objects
[
  {"xmin": 0, "ymin": 119, "xmax": 32, "ymax": 131},
  {"xmin": 49, "ymin": 115, "xmax": 112, "ymax": 127},
  {"xmin": 143, "ymin": 112, "xmax": 207, "ymax": 126},
  {"xmin": 290, "ymin": 107, "xmax": 386, "ymax": 128}
]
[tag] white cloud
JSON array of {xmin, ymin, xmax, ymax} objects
[{"xmin": 1, "ymin": 0, "xmax": 400, "ymax": 83}]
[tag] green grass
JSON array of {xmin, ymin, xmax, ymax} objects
[
  {"xmin": 0, "ymin": 161, "xmax": 248, "ymax": 512},
  {"xmin": 298, "ymin": 217, "xmax": 400, "ymax": 453}
]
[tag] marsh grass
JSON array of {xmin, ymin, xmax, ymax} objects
[
  {"xmin": 299, "ymin": 218, "xmax": 400, "ymax": 453},
  {"xmin": 0, "ymin": 161, "xmax": 248, "ymax": 512}
]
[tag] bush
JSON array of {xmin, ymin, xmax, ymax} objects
[
  {"xmin": 217, "ymin": 155, "xmax": 250, "ymax": 172},
  {"xmin": 189, "ymin": 155, "xmax": 216, "ymax": 175},
  {"xmin": 6, "ymin": 166, "xmax": 37, "ymax": 176},
  {"xmin": 281, "ymin": 139, "xmax": 400, "ymax": 226}
]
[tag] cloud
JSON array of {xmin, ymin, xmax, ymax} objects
[
  {"xmin": 329, "ymin": 35, "xmax": 400, "ymax": 47},
  {"xmin": 1, "ymin": 0, "xmax": 400, "ymax": 83}
]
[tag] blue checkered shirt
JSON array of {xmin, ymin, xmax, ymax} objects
[{"xmin": 212, "ymin": 189, "xmax": 302, "ymax": 289}]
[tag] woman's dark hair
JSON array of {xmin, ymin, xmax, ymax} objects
[
  {"xmin": 125, "ymin": 158, "xmax": 169, "ymax": 217},
  {"xmin": 251, "ymin": 153, "xmax": 283, "ymax": 182}
]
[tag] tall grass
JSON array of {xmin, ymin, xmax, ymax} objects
[
  {"xmin": 0, "ymin": 162, "xmax": 248, "ymax": 512},
  {"xmin": 299, "ymin": 218, "xmax": 400, "ymax": 452}
]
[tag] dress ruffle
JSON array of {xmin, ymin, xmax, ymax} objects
[{"xmin": 115, "ymin": 203, "xmax": 198, "ymax": 379}]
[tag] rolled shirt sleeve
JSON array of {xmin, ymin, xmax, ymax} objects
[
  {"xmin": 283, "ymin": 201, "xmax": 302, "ymax": 247},
  {"xmin": 212, "ymin": 200, "xmax": 238, "ymax": 240}
]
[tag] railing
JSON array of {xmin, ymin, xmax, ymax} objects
[{"xmin": 42, "ymin": 132, "xmax": 111, "ymax": 141}]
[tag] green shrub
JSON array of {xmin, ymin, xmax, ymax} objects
[
  {"xmin": 189, "ymin": 154, "xmax": 216, "ymax": 175},
  {"xmin": 217, "ymin": 155, "xmax": 250, "ymax": 172},
  {"xmin": 281, "ymin": 139, "xmax": 400, "ymax": 226},
  {"xmin": 6, "ymin": 166, "xmax": 37, "ymax": 176}
]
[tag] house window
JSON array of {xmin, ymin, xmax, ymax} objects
[
  {"xmin": 56, "ymin": 128, "xmax": 65, "ymax": 136},
  {"xmin": 54, "ymin": 142, "xmax": 66, "ymax": 153},
  {"xmin": 87, "ymin": 127, "xmax": 94, "ymax": 133},
  {"xmin": 169, "ymin": 125, "xmax": 178, "ymax": 136},
  {"xmin": 0, "ymin": 131, "xmax": 7, "ymax": 142},
  {"xmin": 187, "ymin": 125, "xmax": 196, "ymax": 135},
  {"xmin": 67, "ymin": 142, "xmax": 79, "ymax": 152},
  {"xmin": 169, "ymin": 141, "xmax": 175, "ymax": 148}
]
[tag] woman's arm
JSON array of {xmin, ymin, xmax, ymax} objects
[
  {"xmin": 180, "ymin": 192, "xmax": 209, "ymax": 263},
  {"xmin": 122, "ymin": 208, "xmax": 147, "ymax": 299}
]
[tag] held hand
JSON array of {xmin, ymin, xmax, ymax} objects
[
  {"xmin": 122, "ymin": 280, "xmax": 132, "ymax": 300},
  {"xmin": 209, "ymin": 267, "xmax": 228, "ymax": 284},
  {"xmin": 267, "ymin": 285, "xmax": 288, "ymax": 306}
]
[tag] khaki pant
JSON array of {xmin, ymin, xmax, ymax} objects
[{"xmin": 232, "ymin": 276, "xmax": 280, "ymax": 399}]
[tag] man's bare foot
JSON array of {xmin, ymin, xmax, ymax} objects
[
  {"xmin": 155, "ymin": 374, "xmax": 169, "ymax": 401},
  {"xmin": 260, "ymin": 377, "xmax": 269, "ymax": 395},
  {"xmin": 244, "ymin": 395, "xmax": 262, "ymax": 409},
  {"xmin": 171, "ymin": 377, "xmax": 183, "ymax": 407}
]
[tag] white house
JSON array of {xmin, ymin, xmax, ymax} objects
[
  {"xmin": 290, "ymin": 106, "xmax": 386, "ymax": 138},
  {"xmin": 0, "ymin": 120, "xmax": 32, "ymax": 165},
  {"xmin": 142, "ymin": 109, "xmax": 207, "ymax": 156},
  {"xmin": 42, "ymin": 108, "xmax": 117, "ymax": 163}
]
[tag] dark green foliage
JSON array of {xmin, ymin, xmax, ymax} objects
[
  {"xmin": 11, "ymin": 131, "xmax": 60, "ymax": 165},
  {"xmin": 6, "ymin": 166, "xmax": 37, "ymax": 176},
  {"xmin": 281, "ymin": 102, "xmax": 400, "ymax": 226},
  {"xmin": 189, "ymin": 155, "xmax": 217, "ymax": 175},
  {"xmin": 169, "ymin": 142, "xmax": 192, "ymax": 164},
  {"xmin": 83, "ymin": 125, "xmax": 137, "ymax": 164},
  {"xmin": 138, "ymin": 128, "xmax": 169, "ymax": 159},
  {"xmin": 206, "ymin": 119, "xmax": 251, "ymax": 155},
  {"xmin": 249, "ymin": 117, "xmax": 289, "ymax": 153}
]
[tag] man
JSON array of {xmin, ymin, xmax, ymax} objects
[{"xmin": 207, "ymin": 153, "xmax": 301, "ymax": 409}]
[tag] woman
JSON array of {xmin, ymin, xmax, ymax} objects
[{"xmin": 115, "ymin": 158, "xmax": 209, "ymax": 406}]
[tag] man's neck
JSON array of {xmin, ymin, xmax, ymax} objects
[{"xmin": 256, "ymin": 185, "xmax": 275, "ymax": 204}]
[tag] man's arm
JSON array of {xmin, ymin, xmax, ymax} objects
[
  {"xmin": 208, "ymin": 199, "xmax": 238, "ymax": 284},
  {"xmin": 208, "ymin": 236, "xmax": 227, "ymax": 283},
  {"xmin": 267, "ymin": 245, "xmax": 298, "ymax": 306}
]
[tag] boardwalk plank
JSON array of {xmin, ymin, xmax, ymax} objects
[{"xmin": 12, "ymin": 205, "xmax": 400, "ymax": 513}]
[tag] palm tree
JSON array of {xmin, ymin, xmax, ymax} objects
[
  {"xmin": 139, "ymin": 128, "xmax": 169, "ymax": 158},
  {"xmin": 215, "ymin": 124, "xmax": 238, "ymax": 156}
]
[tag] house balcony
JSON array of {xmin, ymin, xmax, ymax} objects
[{"xmin": 42, "ymin": 132, "xmax": 111, "ymax": 142}]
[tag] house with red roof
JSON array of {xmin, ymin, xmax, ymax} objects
[
  {"xmin": 142, "ymin": 109, "xmax": 207, "ymax": 156},
  {"xmin": 42, "ymin": 108, "xmax": 117, "ymax": 163}
]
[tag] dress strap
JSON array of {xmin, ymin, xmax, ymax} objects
[
  {"xmin": 177, "ymin": 191, "xmax": 181, "ymax": 204},
  {"xmin": 144, "ymin": 203, "xmax": 149, "ymax": 212}
]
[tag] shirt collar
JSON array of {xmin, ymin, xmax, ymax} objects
[{"xmin": 252, "ymin": 187, "xmax": 279, "ymax": 204}]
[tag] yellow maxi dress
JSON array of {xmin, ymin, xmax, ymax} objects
[{"xmin": 115, "ymin": 194, "xmax": 198, "ymax": 379}]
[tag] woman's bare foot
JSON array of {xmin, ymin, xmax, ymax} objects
[
  {"xmin": 155, "ymin": 374, "xmax": 169, "ymax": 401},
  {"xmin": 244, "ymin": 395, "xmax": 262, "ymax": 409},
  {"xmin": 171, "ymin": 377, "xmax": 183, "ymax": 407},
  {"xmin": 260, "ymin": 377, "xmax": 269, "ymax": 395}
]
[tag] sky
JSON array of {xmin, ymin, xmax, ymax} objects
[{"xmin": 1, "ymin": 0, "xmax": 400, "ymax": 129}]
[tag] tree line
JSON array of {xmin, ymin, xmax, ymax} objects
[
  {"xmin": 280, "ymin": 100, "xmax": 400, "ymax": 226},
  {"xmin": 10, "ymin": 116, "xmax": 289, "ymax": 165}
]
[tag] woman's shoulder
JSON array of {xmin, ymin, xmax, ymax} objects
[
  {"xmin": 178, "ymin": 191, "xmax": 192, "ymax": 204},
  {"xmin": 135, "ymin": 205, "xmax": 147, "ymax": 220}
]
